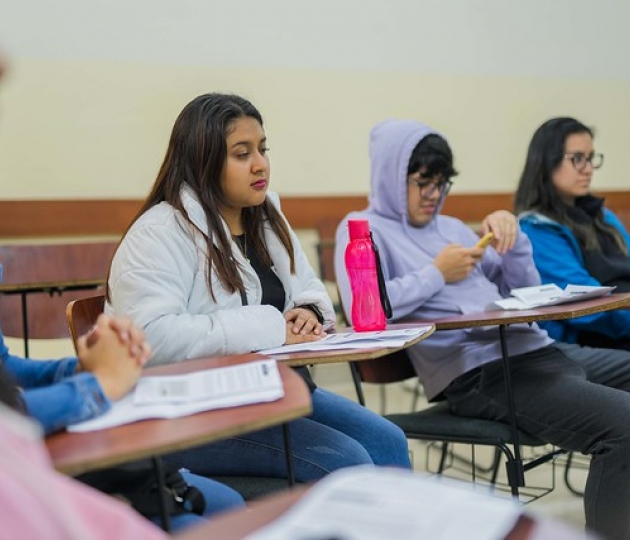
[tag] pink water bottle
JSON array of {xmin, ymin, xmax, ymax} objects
[{"xmin": 344, "ymin": 219, "xmax": 386, "ymax": 331}]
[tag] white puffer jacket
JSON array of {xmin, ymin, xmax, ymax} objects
[{"xmin": 106, "ymin": 188, "xmax": 335, "ymax": 365}]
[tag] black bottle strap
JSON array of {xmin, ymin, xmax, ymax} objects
[{"xmin": 370, "ymin": 232, "xmax": 392, "ymax": 319}]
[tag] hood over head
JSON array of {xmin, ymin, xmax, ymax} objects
[{"xmin": 368, "ymin": 119, "xmax": 444, "ymax": 223}]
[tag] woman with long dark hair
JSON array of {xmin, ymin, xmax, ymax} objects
[
  {"xmin": 515, "ymin": 117, "xmax": 630, "ymax": 348},
  {"xmin": 107, "ymin": 93, "xmax": 411, "ymax": 480},
  {"xmin": 0, "ymin": 51, "xmax": 243, "ymax": 531}
]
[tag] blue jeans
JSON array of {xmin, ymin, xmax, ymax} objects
[
  {"xmin": 150, "ymin": 471, "xmax": 245, "ymax": 532},
  {"xmin": 444, "ymin": 343, "xmax": 630, "ymax": 540},
  {"xmin": 164, "ymin": 388, "xmax": 411, "ymax": 482}
]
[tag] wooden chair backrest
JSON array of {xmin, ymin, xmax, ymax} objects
[
  {"xmin": 66, "ymin": 294, "xmax": 106, "ymax": 353},
  {"xmin": 0, "ymin": 242, "xmax": 117, "ymax": 339},
  {"xmin": 314, "ymin": 216, "xmax": 339, "ymax": 283}
]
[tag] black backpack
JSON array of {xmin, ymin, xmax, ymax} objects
[{"xmin": 77, "ymin": 459, "xmax": 205, "ymax": 518}]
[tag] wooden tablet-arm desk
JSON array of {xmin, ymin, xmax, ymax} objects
[
  {"xmin": 46, "ymin": 354, "xmax": 311, "ymax": 475},
  {"xmin": 45, "ymin": 353, "xmax": 312, "ymax": 531},
  {"xmin": 273, "ymin": 325, "xmax": 436, "ymax": 367},
  {"xmin": 422, "ymin": 292, "xmax": 630, "ymax": 330},
  {"xmin": 393, "ymin": 292, "xmax": 630, "ymax": 494}
]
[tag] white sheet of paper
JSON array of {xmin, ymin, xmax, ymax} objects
[
  {"xmin": 245, "ymin": 466, "xmax": 521, "ymax": 540},
  {"xmin": 260, "ymin": 326, "xmax": 433, "ymax": 355},
  {"xmin": 488, "ymin": 284, "xmax": 615, "ymax": 311},
  {"xmin": 67, "ymin": 359, "xmax": 284, "ymax": 433},
  {"xmin": 134, "ymin": 360, "xmax": 280, "ymax": 405}
]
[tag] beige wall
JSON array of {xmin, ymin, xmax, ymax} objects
[{"xmin": 0, "ymin": 0, "xmax": 628, "ymax": 199}]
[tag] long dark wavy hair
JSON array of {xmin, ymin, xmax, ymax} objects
[
  {"xmin": 514, "ymin": 117, "xmax": 625, "ymax": 254},
  {"xmin": 112, "ymin": 93, "xmax": 295, "ymax": 300}
]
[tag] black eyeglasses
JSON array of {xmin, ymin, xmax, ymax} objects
[
  {"xmin": 408, "ymin": 176, "xmax": 453, "ymax": 197},
  {"xmin": 564, "ymin": 152, "xmax": 604, "ymax": 172}
]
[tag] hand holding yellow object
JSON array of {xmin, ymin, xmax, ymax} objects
[{"xmin": 476, "ymin": 232, "xmax": 495, "ymax": 249}]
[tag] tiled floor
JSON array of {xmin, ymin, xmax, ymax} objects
[{"xmin": 312, "ymin": 362, "xmax": 588, "ymax": 532}]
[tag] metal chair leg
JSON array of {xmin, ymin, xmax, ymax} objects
[
  {"xmin": 349, "ymin": 362, "xmax": 366, "ymax": 406},
  {"xmin": 152, "ymin": 456, "xmax": 171, "ymax": 532},
  {"xmin": 410, "ymin": 379, "xmax": 423, "ymax": 411},
  {"xmin": 379, "ymin": 385, "xmax": 387, "ymax": 414},
  {"xmin": 499, "ymin": 325, "xmax": 525, "ymax": 491},
  {"xmin": 564, "ymin": 452, "xmax": 586, "ymax": 497},
  {"xmin": 282, "ymin": 423, "xmax": 295, "ymax": 486}
]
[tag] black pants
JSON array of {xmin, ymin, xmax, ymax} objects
[
  {"xmin": 577, "ymin": 329, "xmax": 630, "ymax": 351},
  {"xmin": 445, "ymin": 343, "xmax": 630, "ymax": 540}
]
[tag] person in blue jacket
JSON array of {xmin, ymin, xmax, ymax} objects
[
  {"xmin": 3, "ymin": 314, "xmax": 149, "ymax": 434},
  {"xmin": 515, "ymin": 116, "xmax": 630, "ymax": 349},
  {"xmin": 0, "ymin": 313, "xmax": 245, "ymax": 531}
]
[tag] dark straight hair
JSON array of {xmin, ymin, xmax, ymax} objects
[
  {"xmin": 110, "ymin": 93, "xmax": 295, "ymax": 301},
  {"xmin": 407, "ymin": 134, "xmax": 458, "ymax": 179},
  {"xmin": 514, "ymin": 117, "xmax": 625, "ymax": 254}
]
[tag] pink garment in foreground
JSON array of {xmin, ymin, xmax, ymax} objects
[{"xmin": 0, "ymin": 405, "xmax": 167, "ymax": 540}]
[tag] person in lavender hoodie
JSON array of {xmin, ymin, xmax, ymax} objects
[{"xmin": 334, "ymin": 119, "xmax": 630, "ymax": 540}]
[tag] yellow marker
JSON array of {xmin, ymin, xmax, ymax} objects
[{"xmin": 476, "ymin": 232, "xmax": 495, "ymax": 249}]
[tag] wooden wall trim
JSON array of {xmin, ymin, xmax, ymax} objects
[
  {"xmin": 1, "ymin": 191, "xmax": 630, "ymax": 238},
  {"xmin": 0, "ymin": 199, "xmax": 143, "ymax": 238}
]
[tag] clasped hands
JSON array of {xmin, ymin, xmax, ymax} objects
[
  {"xmin": 284, "ymin": 307, "xmax": 327, "ymax": 345},
  {"xmin": 76, "ymin": 314, "xmax": 151, "ymax": 402},
  {"xmin": 434, "ymin": 210, "xmax": 518, "ymax": 283}
]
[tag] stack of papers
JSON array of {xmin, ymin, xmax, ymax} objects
[
  {"xmin": 488, "ymin": 284, "xmax": 615, "ymax": 311},
  {"xmin": 245, "ymin": 466, "xmax": 521, "ymax": 540},
  {"xmin": 260, "ymin": 326, "xmax": 433, "ymax": 355},
  {"xmin": 68, "ymin": 359, "xmax": 284, "ymax": 433}
]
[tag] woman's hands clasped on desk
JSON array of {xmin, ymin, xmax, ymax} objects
[
  {"xmin": 284, "ymin": 307, "xmax": 327, "ymax": 345},
  {"xmin": 76, "ymin": 314, "xmax": 152, "ymax": 401}
]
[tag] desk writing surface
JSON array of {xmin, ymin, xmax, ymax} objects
[
  {"xmin": 393, "ymin": 293, "xmax": 630, "ymax": 331},
  {"xmin": 274, "ymin": 324, "xmax": 435, "ymax": 367},
  {"xmin": 46, "ymin": 354, "xmax": 311, "ymax": 476},
  {"xmin": 0, "ymin": 278, "xmax": 106, "ymax": 349},
  {"xmin": 0, "ymin": 278, "xmax": 104, "ymax": 294}
]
